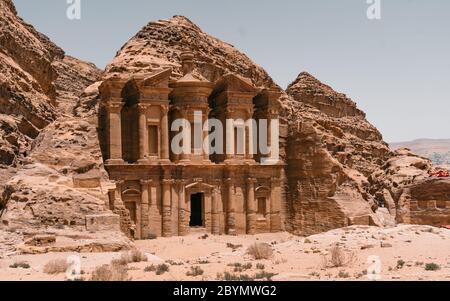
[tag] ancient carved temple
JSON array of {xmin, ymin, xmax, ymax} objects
[{"xmin": 99, "ymin": 52, "xmax": 284, "ymax": 239}]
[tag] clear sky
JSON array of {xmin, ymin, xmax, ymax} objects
[{"xmin": 12, "ymin": 0, "xmax": 450, "ymax": 143}]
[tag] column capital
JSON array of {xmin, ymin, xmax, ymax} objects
[
  {"xmin": 162, "ymin": 179, "xmax": 175, "ymax": 185},
  {"xmin": 105, "ymin": 102, "xmax": 123, "ymax": 113},
  {"xmin": 140, "ymin": 179, "xmax": 152, "ymax": 186},
  {"xmin": 246, "ymin": 177, "xmax": 257, "ymax": 184},
  {"xmin": 160, "ymin": 104, "xmax": 170, "ymax": 114},
  {"xmin": 137, "ymin": 103, "xmax": 150, "ymax": 112}
]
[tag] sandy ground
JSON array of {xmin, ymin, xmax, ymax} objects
[{"xmin": 0, "ymin": 225, "xmax": 449, "ymax": 281}]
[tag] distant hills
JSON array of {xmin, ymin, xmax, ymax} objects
[{"xmin": 390, "ymin": 139, "xmax": 450, "ymax": 169}]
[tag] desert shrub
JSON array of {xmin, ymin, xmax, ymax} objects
[
  {"xmin": 220, "ymin": 272, "xmax": 254, "ymax": 281},
  {"xmin": 330, "ymin": 246, "xmax": 346, "ymax": 267},
  {"xmin": 246, "ymin": 243, "xmax": 273, "ymax": 260},
  {"xmin": 155, "ymin": 264, "xmax": 170, "ymax": 275},
  {"xmin": 144, "ymin": 265, "xmax": 156, "ymax": 272},
  {"xmin": 166, "ymin": 260, "xmax": 183, "ymax": 266},
  {"xmin": 129, "ymin": 249, "xmax": 148, "ymax": 263},
  {"xmin": 119, "ymin": 249, "xmax": 147, "ymax": 264},
  {"xmin": 255, "ymin": 271, "xmax": 277, "ymax": 281},
  {"xmin": 90, "ymin": 263, "xmax": 129, "ymax": 281},
  {"xmin": 9, "ymin": 262, "xmax": 30, "ymax": 269},
  {"xmin": 44, "ymin": 259, "xmax": 69, "ymax": 275},
  {"xmin": 338, "ymin": 271, "xmax": 350, "ymax": 279},
  {"xmin": 228, "ymin": 262, "xmax": 252, "ymax": 272},
  {"xmin": 425, "ymin": 263, "xmax": 440, "ymax": 271},
  {"xmin": 323, "ymin": 245, "xmax": 355, "ymax": 268},
  {"xmin": 396, "ymin": 260, "xmax": 406, "ymax": 269},
  {"xmin": 186, "ymin": 266, "xmax": 204, "ymax": 277},
  {"xmin": 256, "ymin": 263, "xmax": 265, "ymax": 270}
]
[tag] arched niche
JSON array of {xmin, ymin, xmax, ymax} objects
[
  {"xmin": 255, "ymin": 186, "xmax": 271, "ymax": 217},
  {"xmin": 121, "ymin": 188, "xmax": 141, "ymax": 225}
]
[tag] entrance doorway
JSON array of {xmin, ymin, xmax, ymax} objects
[
  {"xmin": 190, "ymin": 193, "xmax": 204, "ymax": 227},
  {"xmin": 124, "ymin": 201, "xmax": 137, "ymax": 224}
]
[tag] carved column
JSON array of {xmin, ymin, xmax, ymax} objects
[
  {"xmin": 140, "ymin": 180, "xmax": 151, "ymax": 239},
  {"xmin": 225, "ymin": 178, "xmax": 236, "ymax": 235},
  {"xmin": 138, "ymin": 104, "xmax": 149, "ymax": 164},
  {"xmin": 211, "ymin": 185, "xmax": 220, "ymax": 235},
  {"xmin": 106, "ymin": 102, "xmax": 124, "ymax": 164},
  {"xmin": 246, "ymin": 109, "xmax": 255, "ymax": 161},
  {"xmin": 203, "ymin": 109, "xmax": 211, "ymax": 162},
  {"xmin": 177, "ymin": 181, "xmax": 188, "ymax": 236},
  {"xmin": 162, "ymin": 179, "xmax": 173, "ymax": 237},
  {"xmin": 246, "ymin": 178, "xmax": 257, "ymax": 235},
  {"xmin": 148, "ymin": 180, "xmax": 160, "ymax": 237},
  {"xmin": 270, "ymin": 177, "xmax": 282, "ymax": 232},
  {"xmin": 160, "ymin": 105, "xmax": 170, "ymax": 161},
  {"xmin": 180, "ymin": 109, "xmax": 190, "ymax": 162},
  {"xmin": 225, "ymin": 110, "xmax": 235, "ymax": 161}
]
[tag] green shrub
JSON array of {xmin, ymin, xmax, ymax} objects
[{"xmin": 425, "ymin": 263, "xmax": 440, "ymax": 271}]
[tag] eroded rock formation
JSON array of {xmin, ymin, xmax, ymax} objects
[
  {"xmin": 1, "ymin": 5, "xmax": 449, "ymax": 245},
  {"xmin": 0, "ymin": 0, "xmax": 131, "ymax": 253}
]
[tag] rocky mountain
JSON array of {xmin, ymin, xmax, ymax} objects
[
  {"xmin": 0, "ymin": 0, "xmax": 132, "ymax": 253},
  {"xmin": 391, "ymin": 139, "xmax": 450, "ymax": 170},
  {"xmin": 101, "ymin": 15, "xmax": 413, "ymax": 235},
  {"xmin": 1, "ymin": 4, "xmax": 448, "ymax": 248}
]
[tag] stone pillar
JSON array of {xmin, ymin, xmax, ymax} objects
[
  {"xmin": 160, "ymin": 105, "xmax": 170, "ymax": 161},
  {"xmin": 225, "ymin": 178, "xmax": 236, "ymax": 235},
  {"xmin": 178, "ymin": 181, "xmax": 188, "ymax": 236},
  {"xmin": 148, "ymin": 181, "xmax": 161, "ymax": 237},
  {"xmin": 106, "ymin": 102, "xmax": 124, "ymax": 164},
  {"xmin": 211, "ymin": 186, "xmax": 220, "ymax": 235},
  {"xmin": 180, "ymin": 110, "xmax": 190, "ymax": 162},
  {"xmin": 246, "ymin": 178, "xmax": 257, "ymax": 235},
  {"xmin": 246, "ymin": 121, "xmax": 254, "ymax": 160},
  {"xmin": 270, "ymin": 177, "xmax": 282, "ymax": 232},
  {"xmin": 140, "ymin": 180, "xmax": 151, "ymax": 239},
  {"xmin": 203, "ymin": 111, "xmax": 210, "ymax": 162},
  {"xmin": 225, "ymin": 109, "xmax": 234, "ymax": 161},
  {"xmin": 162, "ymin": 179, "xmax": 173, "ymax": 237},
  {"xmin": 138, "ymin": 104, "xmax": 149, "ymax": 164}
]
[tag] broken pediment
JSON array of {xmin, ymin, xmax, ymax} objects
[{"xmin": 211, "ymin": 73, "xmax": 260, "ymax": 98}]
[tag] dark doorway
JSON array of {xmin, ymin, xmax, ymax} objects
[
  {"xmin": 190, "ymin": 193, "xmax": 204, "ymax": 227},
  {"xmin": 124, "ymin": 201, "xmax": 137, "ymax": 224}
]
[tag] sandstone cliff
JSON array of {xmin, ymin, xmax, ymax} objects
[
  {"xmin": 0, "ymin": 0, "xmax": 131, "ymax": 252},
  {"xmin": 101, "ymin": 16, "xmax": 405, "ymax": 235},
  {"xmin": 1, "ymin": 7, "xmax": 448, "ymax": 243}
]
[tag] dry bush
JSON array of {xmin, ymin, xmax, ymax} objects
[
  {"xmin": 44, "ymin": 259, "xmax": 69, "ymax": 275},
  {"xmin": 186, "ymin": 266, "xmax": 204, "ymax": 277},
  {"xmin": 246, "ymin": 243, "xmax": 273, "ymax": 260},
  {"xmin": 90, "ymin": 262, "xmax": 130, "ymax": 281},
  {"xmin": 322, "ymin": 245, "xmax": 356, "ymax": 268},
  {"xmin": 9, "ymin": 261, "xmax": 30, "ymax": 269},
  {"xmin": 118, "ymin": 249, "xmax": 148, "ymax": 264}
]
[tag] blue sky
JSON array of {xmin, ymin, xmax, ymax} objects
[{"xmin": 12, "ymin": 0, "xmax": 450, "ymax": 142}]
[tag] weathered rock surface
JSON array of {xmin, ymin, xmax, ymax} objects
[
  {"xmin": 0, "ymin": 0, "xmax": 101, "ymax": 169},
  {"xmin": 282, "ymin": 73, "xmax": 394, "ymax": 235},
  {"xmin": 0, "ymin": 0, "xmax": 128, "ymax": 251},
  {"xmin": 106, "ymin": 16, "xmax": 274, "ymax": 88},
  {"xmin": 1, "ymin": 6, "xmax": 449, "ymax": 242}
]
